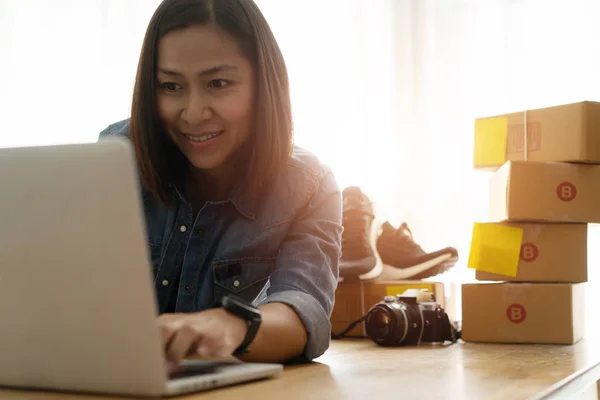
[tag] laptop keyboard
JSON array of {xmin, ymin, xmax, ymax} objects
[{"xmin": 169, "ymin": 360, "xmax": 235, "ymax": 380}]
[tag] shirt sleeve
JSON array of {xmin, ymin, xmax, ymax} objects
[
  {"xmin": 97, "ymin": 119, "xmax": 130, "ymax": 140},
  {"xmin": 257, "ymin": 169, "xmax": 343, "ymax": 361}
]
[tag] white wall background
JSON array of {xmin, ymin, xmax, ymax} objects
[{"xmin": 0, "ymin": 0, "xmax": 598, "ymax": 333}]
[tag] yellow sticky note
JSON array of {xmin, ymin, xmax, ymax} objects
[
  {"xmin": 385, "ymin": 284, "xmax": 433, "ymax": 297},
  {"xmin": 468, "ymin": 223, "xmax": 523, "ymax": 277},
  {"xmin": 474, "ymin": 117, "xmax": 508, "ymax": 166}
]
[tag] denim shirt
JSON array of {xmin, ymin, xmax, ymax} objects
[{"xmin": 98, "ymin": 119, "xmax": 342, "ymax": 361}]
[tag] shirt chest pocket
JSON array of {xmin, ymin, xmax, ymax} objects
[{"xmin": 212, "ymin": 258, "xmax": 276, "ymax": 306}]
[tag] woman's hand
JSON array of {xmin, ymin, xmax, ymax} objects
[
  {"xmin": 159, "ymin": 303, "xmax": 308, "ymax": 367},
  {"xmin": 158, "ymin": 308, "xmax": 247, "ymax": 369}
]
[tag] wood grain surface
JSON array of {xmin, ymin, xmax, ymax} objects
[{"xmin": 1, "ymin": 338, "xmax": 598, "ymax": 400}]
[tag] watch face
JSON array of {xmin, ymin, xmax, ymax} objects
[
  {"xmin": 222, "ymin": 295, "xmax": 261, "ymax": 319},
  {"xmin": 224, "ymin": 295, "xmax": 247, "ymax": 308},
  {"xmin": 223, "ymin": 294, "xmax": 249, "ymax": 309}
]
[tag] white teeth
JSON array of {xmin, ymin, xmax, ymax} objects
[{"xmin": 185, "ymin": 132, "xmax": 221, "ymax": 142}]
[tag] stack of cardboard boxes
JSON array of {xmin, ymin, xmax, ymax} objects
[{"xmin": 462, "ymin": 101, "xmax": 600, "ymax": 344}]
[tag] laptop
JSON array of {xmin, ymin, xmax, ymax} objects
[{"xmin": 0, "ymin": 138, "xmax": 283, "ymax": 397}]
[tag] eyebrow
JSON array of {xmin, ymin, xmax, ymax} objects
[{"xmin": 157, "ymin": 64, "xmax": 238, "ymax": 77}]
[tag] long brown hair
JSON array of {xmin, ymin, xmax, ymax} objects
[{"xmin": 130, "ymin": 0, "xmax": 293, "ymax": 205}]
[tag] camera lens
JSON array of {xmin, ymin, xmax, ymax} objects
[
  {"xmin": 365, "ymin": 303, "xmax": 407, "ymax": 345},
  {"xmin": 365, "ymin": 301, "xmax": 423, "ymax": 346},
  {"xmin": 365, "ymin": 307, "xmax": 392, "ymax": 339}
]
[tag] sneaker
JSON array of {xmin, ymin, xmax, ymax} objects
[
  {"xmin": 376, "ymin": 221, "xmax": 458, "ymax": 279},
  {"xmin": 339, "ymin": 187, "xmax": 377, "ymax": 278}
]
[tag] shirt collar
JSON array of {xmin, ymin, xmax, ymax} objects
[
  {"xmin": 229, "ymin": 183, "xmax": 257, "ymax": 220},
  {"xmin": 171, "ymin": 180, "xmax": 257, "ymax": 221}
]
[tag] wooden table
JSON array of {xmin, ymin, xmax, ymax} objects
[{"xmin": 1, "ymin": 338, "xmax": 599, "ymax": 399}]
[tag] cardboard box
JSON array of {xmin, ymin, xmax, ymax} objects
[
  {"xmin": 331, "ymin": 280, "xmax": 445, "ymax": 338},
  {"xmin": 474, "ymin": 101, "xmax": 600, "ymax": 170},
  {"xmin": 461, "ymin": 283, "xmax": 585, "ymax": 345},
  {"xmin": 475, "ymin": 222, "xmax": 587, "ymax": 283},
  {"xmin": 489, "ymin": 160, "xmax": 600, "ymax": 223}
]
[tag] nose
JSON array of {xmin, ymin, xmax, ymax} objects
[{"xmin": 180, "ymin": 91, "xmax": 213, "ymax": 125}]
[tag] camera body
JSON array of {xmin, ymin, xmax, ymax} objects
[{"xmin": 364, "ymin": 289, "xmax": 458, "ymax": 346}]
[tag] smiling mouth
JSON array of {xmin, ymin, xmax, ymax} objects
[{"xmin": 183, "ymin": 131, "xmax": 223, "ymax": 143}]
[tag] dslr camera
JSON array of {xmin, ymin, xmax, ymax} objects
[{"xmin": 364, "ymin": 289, "xmax": 459, "ymax": 346}]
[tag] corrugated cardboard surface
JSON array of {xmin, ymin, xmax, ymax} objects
[
  {"xmin": 489, "ymin": 161, "xmax": 600, "ymax": 223},
  {"xmin": 331, "ymin": 280, "xmax": 445, "ymax": 338},
  {"xmin": 474, "ymin": 101, "xmax": 600, "ymax": 170},
  {"xmin": 475, "ymin": 222, "xmax": 587, "ymax": 283},
  {"xmin": 461, "ymin": 283, "xmax": 585, "ymax": 345}
]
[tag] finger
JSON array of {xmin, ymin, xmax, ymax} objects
[
  {"xmin": 195, "ymin": 341, "xmax": 212, "ymax": 359},
  {"xmin": 166, "ymin": 324, "xmax": 199, "ymax": 365},
  {"xmin": 194, "ymin": 332, "xmax": 230, "ymax": 359},
  {"xmin": 158, "ymin": 318, "xmax": 180, "ymax": 350},
  {"xmin": 165, "ymin": 361, "xmax": 178, "ymax": 375},
  {"xmin": 195, "ymin": 342, "xmax": 230, "ymax": 359}
]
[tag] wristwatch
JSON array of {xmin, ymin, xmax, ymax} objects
[{"xmin": 221, "ymin": 295, "xmax": 262, "ymax": 357}]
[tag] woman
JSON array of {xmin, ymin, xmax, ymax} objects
[{"xmin": 98, "ymin": 0, "xmax": 342, "ymax": 369}]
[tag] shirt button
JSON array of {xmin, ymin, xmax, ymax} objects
[
  {"xmin": 180, "ymin": 225, "xmax": 187, "ymax": 233},
  {"xmin": 162, "ymin": 280, "xmax": 169, "ymax": 286},
  {"xmin": 233, "ymin": 280, "xmax": 241, "ymax": 288},
  {"xmin": 184, "ymin": 285, "xmax": 192, "ymax": 292}
]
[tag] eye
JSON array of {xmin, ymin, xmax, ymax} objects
[
  {"xmin": 208, "ymin": 79, "xmax": 229, "ymax": 89},
  {"xmin": 158, "ymin": 82, "xmax": 183, "ymax": 92}
]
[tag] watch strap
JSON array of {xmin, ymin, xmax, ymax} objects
[
  {"xmin": 233, "ymin": 315, "xmax": 261, "ymax": 356},
  {"xmin": 221, "ymin": 295, "xmax": 262, "ymax": 357}
]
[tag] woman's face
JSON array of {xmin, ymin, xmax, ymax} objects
[{"xmin": 156, "ymin": 24, "xmax": 254, "ymax": 173}]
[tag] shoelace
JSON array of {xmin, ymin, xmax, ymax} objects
[{"xmin": 380, "ymin": 223, "xmax": 425, "ymax": 257}]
